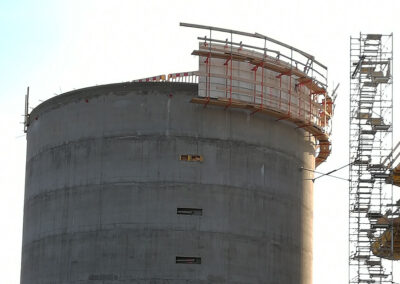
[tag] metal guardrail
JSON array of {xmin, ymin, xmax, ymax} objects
[
  {"xmin": 167, "ymin": 72, "xmax": 198, "ymax": 83},
  {"xmin": 130, "ymin": 24, "xmax": 333, "ymax": 166},
  {"xmin": 180, "ymin": 22, "xmax": 328, "ymax": 91},
  {"xmin": 132, "ymin": 72, "xmax": 198, "ymax": 83},
  {"xmin": 132, "ymin": 75, "xmax": 166, "ymax": 82}
]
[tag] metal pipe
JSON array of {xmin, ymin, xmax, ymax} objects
[
  {"xmin": 196, "ymin": 37, "xmax": 327, "ymax": 83},
  {"xmin": 181, "ymin": 22, "xmax": 327, "ymax": 70}
]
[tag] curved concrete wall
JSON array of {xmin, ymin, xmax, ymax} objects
[{"xmin": 22, "ymin": 82, "xmax": 315, "ymax": 284}]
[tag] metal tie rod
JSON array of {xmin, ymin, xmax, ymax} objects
[
  {"xmin": 301, "ymin": 161, "xmax": 354, "ymax": 182},
  {"xmin": 302, "ymin": 167, "xmax": 350, "ymax": 182}
]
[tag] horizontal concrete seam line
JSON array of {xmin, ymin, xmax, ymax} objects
[
  {"xmin": 25, "ymin": 180, "xmax": 298, "ymax": 206},
  {"xmin": 27, "ymin": 133, "xmax": 305, "ymax": 166},
  {"xmin": 76, "ymin": 279, "xmax": 236, "ymax": 283},
  {"xmin": 73, "ymin": 278, "xmax": 245, "ymax": 283},
  {"xmin": 29, "ymin": 82, "xmax": 197, "ymax": 118},
  {"xmin": 74, "ymin": 278, "xmax": 246, "ymax": 284},
  {"xmin": 22, "ymin": 226, "xmax": 301, "ymax": 250},
  {"xmin": 27, "ymin": 134, "xmax": 302, "ymax": 162}
]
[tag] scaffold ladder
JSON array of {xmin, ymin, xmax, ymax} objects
[{"xmin": 349, "ymin": 33, "xmax": 394, "ymax": 284}]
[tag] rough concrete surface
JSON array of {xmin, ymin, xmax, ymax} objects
[{"xmin": 21, "ymin": 82, "xmax": 315, "ymax": 284}]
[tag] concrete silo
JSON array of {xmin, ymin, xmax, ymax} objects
[{"xmin": 21, "ymin": 24, "xmax": 332, "ymax": 284}]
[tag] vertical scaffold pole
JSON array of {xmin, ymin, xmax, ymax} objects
[
  {"xmin": 229, "ymin": 32, "xmax": 233, "ymax": 105},
  {"xmin": 203, "ymin": 28, "xmax": 212, "ymax": 108},
  {"xmin": 288, "ymin": 49, "xmax": 293, "ymax": 117},
  {"xmin": 24, "ymin": 86, "xmax": 30, "ymax": 133},
  {"xmin": 261, "ymin": 38, "xmax": 266, "ymax": 109},
  {"xmin": 253, "ymin": 66, "xmax": 257, "ymax": 103}
]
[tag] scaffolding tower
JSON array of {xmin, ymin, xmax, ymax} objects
[{"xmin": 349, "ymin": 33, "xmax": 394, "ymax": 283}]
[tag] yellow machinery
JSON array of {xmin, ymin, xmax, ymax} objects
[
  {"xmin": 372, "ymin": 142, "xmax": 400, "ymax": 260},
  {"xmin": 371, "ymin": 216, "xmax": 400, "ymax": 260},
  {"xmin": 391, "ymin": 163, "xmax": 400, "ymax": 186},
  {"xmin": 385, "ymin": 142, "xmax": 400, "ymax": 187},
  {"xmin": 371, "ymin": 142, "xmax": 400, "ymax": 260}
]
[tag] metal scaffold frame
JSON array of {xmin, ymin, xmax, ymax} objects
[
  {"xmin": 179, "ymin": 22, "xmax": 332, "ymax": 167},
  {"xmin": 130, "ymin": 23, "xmax": 334, "ymax": 168},
  {"xmin": 349, "ymin": 33, "xmax": 394, "ymax": 284}
]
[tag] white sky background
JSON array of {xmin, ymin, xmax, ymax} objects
[{"xmin": 1, "ymin": 0, "xmax": 399, "ymax": 283}]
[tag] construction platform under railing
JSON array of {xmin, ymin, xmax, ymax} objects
[{"xmin": 132, "ymin": 23, "xmax": 334, "ymax": 168}]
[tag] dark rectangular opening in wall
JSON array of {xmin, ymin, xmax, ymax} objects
[
  {"xmin": 179, "ymin": 154, "xmax": 203, "ymax": 162},
  {"xmin": 180, "ymin": 154, "xmax": 189, "ymax": 161},
  {"xmin": 191, "ymin": 155, "xmax": 203, "ymax": 162},
  {"xmin": 176, "ymin": 256, "xmax": 201, "ymax": 264},
  {"xmin": 177, "ymin": 208, "xmax": 203, "ymax": 216}
]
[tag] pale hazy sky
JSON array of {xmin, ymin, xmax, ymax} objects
[{"xmin": 1, "ymin": 0, "xmax": 399, "ymax": 283}]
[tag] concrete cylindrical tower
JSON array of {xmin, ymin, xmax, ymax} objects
[{"xmin": 22, "ymin": 82, "xmax": 315, "ymax": 283}]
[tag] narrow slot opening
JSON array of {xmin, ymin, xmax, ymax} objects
[
  {"xmin": 179, "ymin": 154, "xmax": 203, "ymax": 162},
  {"xmin": 191, "ymin": 155, "xmax": 203, "ymax": 162},
  {"xmin": 180, "ymin": 154, "xmax": 189, "ymax": 161},
  {"xmin": 177, "ymin": 208, "xmax": 203, "ymax": 216},
  {"xmin": 176, "ymin": 256, "xmax": 201, "ymax": 264}
]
